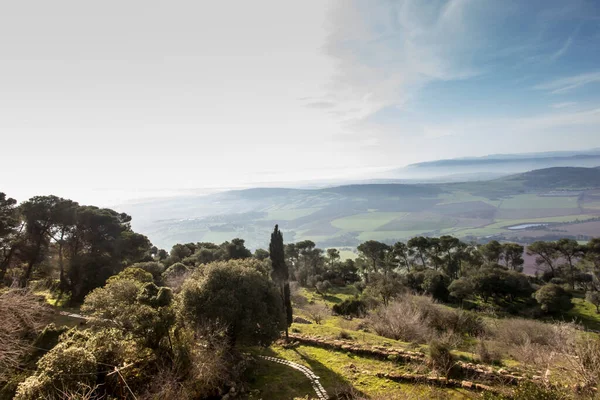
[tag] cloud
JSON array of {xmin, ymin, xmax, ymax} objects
[
  {"xmin": 534, "ymin": 71, "xmax": 600, "ymax": 94},
  {"xmin": 548, "ymin": 34, "xmax": 574, "ymax": 62},
  {"xmin": 551, "ymin": 102, "xmax": 577, "ymax": 109},
  {"xmin": 304, "ymin": 100, "xmax": 336, "ymax": 109},
  {"xmin": 320, "ymin": 0, "xmax": 485, "ymax": 123}
]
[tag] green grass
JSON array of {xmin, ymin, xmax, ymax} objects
[
  {"xmin": 500, "ymin": 194, "xmax": 579, "ymax": 209},
  {"xmin": 377, "ymin": 215, "xmax": 457, "ymax": 231},
  {"xmin": 331, "ymin": 212, "xmax": 408, "ymax": 231},
  {"xmin": 265, "ymin": 207, "xmax": 321, "ymax": 221},
  {"xmin": 437, "ymin": 191, "xmax": 501, "ymax": 207},
  {"xmin": 248, "ymin": 345, "xmax": 478, "ymax": 400},
  {"xmin": 567, "ymin": 296, "xmax": 600, "ymax": 331}
]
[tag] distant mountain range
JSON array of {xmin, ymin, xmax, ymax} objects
[{"xmin": 378, "ymin": 149, "xmax": 600, "ymax": 182}]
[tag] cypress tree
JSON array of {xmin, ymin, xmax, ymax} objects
[{"xmin": 269, "ymin": 224, "xmax": 292, "ymax": 338}]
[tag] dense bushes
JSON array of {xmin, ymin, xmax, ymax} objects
[
  {"xmin": 368, "ymin": 295, "xmax": 484, "ymax": 343},
  {"xmin": 332, "ymin": 298, "xmax": 368, "ymax": 318}
]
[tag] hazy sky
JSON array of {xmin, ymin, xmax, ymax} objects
[{"xmin": 2, "ymin": 0, "xmax": 600, "ymax": 205}]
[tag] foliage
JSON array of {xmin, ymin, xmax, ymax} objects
[
  {"xmin": 179, "ymin": 259, "xmax": 286, "ymax": 346},
  {"xmin": 332, "ymin": 298, "xmax": 367, "ymax": 318},
  {"xmin": 82, "ymin": 276, "xmax": 174, "ymax": 349},
  {"xmin": 535, "ymin": 283, "xmax": 573, "ymax": 314},
  {"xmin": 15, "ymin": 344, "xmax": 97, "ymax": 400}
]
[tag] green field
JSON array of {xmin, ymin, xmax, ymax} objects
[
  {"xmin": 331, "ymin": 212, "xmax": 408, "ymax": 231},
  {"xmin": 265, "ymin": 207, "xmax": 321, "ymax": 221},
  {"xmin": 500, "ymin": 194, "xmax": 579, "ymax": 209}
]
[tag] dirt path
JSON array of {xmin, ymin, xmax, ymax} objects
[{"xmin": 259, "ymin": 355, "xmax": 329, "ymax": 400}]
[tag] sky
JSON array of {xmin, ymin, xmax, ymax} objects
[{"xmin": 2, "ymin": 0, "xmax": 600, "ymax": 206}]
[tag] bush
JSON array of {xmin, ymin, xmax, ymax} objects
[
  {"xmin": 315, "ymin": 280, "xmax": 332, "ymax": 294},
  {"xmin": 179, "ymin": 259, "xmax": 286, "ymax": 347},
  {"xmin": 476, "ymin": 340, "xmax": 501, "ymax": 365},
  {"xmin": 535, "ymin": 284, "xmax": 573, "ymax": 314},
  {"xmin": 332, "ymin": 298, "xmax": 367, "ymax": 318},
  {"xmin": 428, "ymin": 340, "xmax": 455, "ymax": 377},
  {"xmin": 15, "ymin": 345, "xmax": 97, "ymax": 400},
  {"xmin": 305, "ymin": 303, "xmax": 328, "ymax": 324},
  {"xmin": 368, "ymin": 295, "xmax": 485, "ymax": 344},
  {"xmin": 0, "ymin": 290, "xmax": 50, "ymax": 380}
]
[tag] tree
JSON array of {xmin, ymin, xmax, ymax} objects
[
  {"xmin": 555, "ymin": 238, "xmax": 585, "ymax": 290},
  {"xmin": 479, "ymin": 240, "xmax": 503, "ymax": 266},
  {"xmin": 528, "ymin": 241, "xmax": 560, "ymax": 276},
  {"xmin": 408, "ymin": 236, "xmax": 430, "ymax": 268},
  {"xmin": 364, "ymin": 272, "xmax": 404, "ymax": 306},
  {"xmin": 421, "ymin": 269, "xmax": 450, "ymax": 302},
  {"xmin": 66, "ymin": 206, "xmax": 152, "ymax": 303},
  {"xmin": 221, "ymin": 238, "xmax": 252, "ymax": 260},
  {"xmin": 269, "ymin": 225, "xmax": 292, "ymax": 339},
  {"xmin": 502, "ymin": 243, "xmax": 524, "ymax": 271},
  {"xmin": 0, "ymin": 193, "xmax": 22, "ymax": 282},
  {"xmin": 326, "ymin": 248, "xmax": 341, "ymax": 269},
  {"xmin": 254, "ymin": 248, "xmax": 270, "ymax": 261},
  {"xmin": 19, "ymin": 195, "xmax": 67, "ymax": 285},
  {"xmin": 392, "ymin": 241, "xmax": 411, "ymax": 271},
  {"xmin": 535, "ymin": 284, "xmax": 573, "ymax": 314},
  {"xmin": 357, "ymin": 240, "xmax": 390, "ymax": 280},
  {"xmin": 448, "ymin": 278, "xmax": 475, "ymax": 303},
  {"xmin": 179, "ymin": 260, "xmax": 285, "ymax": 347}
]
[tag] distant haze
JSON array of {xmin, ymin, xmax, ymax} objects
[{"xmin": 2, "ymin": 1, "xmax": 600, "ymax": 205}]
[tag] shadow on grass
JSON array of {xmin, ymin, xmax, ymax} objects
[{"xmin": 291, "ymin": 347, "xmax": 370, "ymax": 400}]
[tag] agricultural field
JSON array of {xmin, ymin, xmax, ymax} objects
[{"xmin": 124, "ymin": 167, "xmax": 600, "ymax": 250}]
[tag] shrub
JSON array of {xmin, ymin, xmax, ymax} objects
[
  {"xmin": 0, "ymin": 290, "xmax": 50, "ymax": 380},
  {"xmin": 368, "ymin": 294, "xmax": 485, "ymax": 344},
  {"xmin": 428, "ymin": 340, "xmax": 455, "ymax": 377},
  {"xmin": 421, "ymin": 270, "xmax": 450, "ymax": 302},
  {"xmin": 305, "ymin": 303, "xmax": 328, "ymax": 324},
  {"xmin": 130, "ymin": 261, "xmax": 165, "ymax": 282},
  {"xmin": 332, "ymin": 298, "xmax": 367, "ymax": 318},
  {"xmin": 315, "ymin": 280, "xmax": 332, "ymax": 294},
  {"xmin": 535, "ymin": 284, "xmax": 573, "ymax": 314},
  {"xmin": 476, "ymin": 340, "xmax": 501, "ymax": 365},
  {"xmin": 337, "ymin": 330, "xmax": 353, "ymax": 340},
  {"xmin": 179, "ymin": 260, "xmax": 285, "ymax": 347},
  {"xmin": 108, "ymin": 267, "xmax": 154, "ymax": 284},
  {"xmin": 15, "ymin": 345, "xmax": 97, "ymax": 400}
]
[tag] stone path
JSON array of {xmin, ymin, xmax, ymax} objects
[{"xmin": 259, "ymin": 355, "xmax": 329, "ymax": 400}]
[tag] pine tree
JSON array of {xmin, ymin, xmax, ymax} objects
[{"xmin": 269, "ymin": 224, "xmax": 292, "ymax": 339}]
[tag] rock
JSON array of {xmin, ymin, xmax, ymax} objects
[
  {"xmin": 461, "ymin": 381, "xmax": 473, "ymax": 389},
  {"xmin": 293, "ymin": 316, "xmax": 313, "ymax": 324}
]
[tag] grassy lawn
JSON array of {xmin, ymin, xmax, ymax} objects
[
  {"xmin": 248, "ymin": 345, "xmax": 478, "ymax": 400},
  {"xmin": 331, "ymin": 212, "xmax": 408, "ymax": 231},
  {"xmin": 567, "ymin": 296, "xmax": 600, "ymax": 331}
]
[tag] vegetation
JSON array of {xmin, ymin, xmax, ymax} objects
[{"xmin": 5, "ymin": 188, "xmax": 600, "ymax": 399}]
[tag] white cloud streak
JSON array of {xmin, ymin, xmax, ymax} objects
[{"xmin": 534, "ymin": 71, "xmax": 600, "ymax": 93}]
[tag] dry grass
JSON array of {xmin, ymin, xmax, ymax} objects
[
  {"xmin": 0, "ymin": 289, "xmax": 50, "ymax": 380},
  {"xmin": 367, "ymin": 294, "xmax": 483, "ymax": 345}
]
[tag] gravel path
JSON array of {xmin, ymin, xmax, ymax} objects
[{"xmin": 259, "ymin": 355, "xmax": 329, "ymax": 400}]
